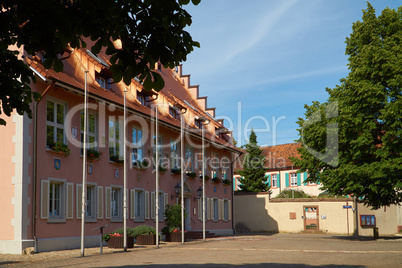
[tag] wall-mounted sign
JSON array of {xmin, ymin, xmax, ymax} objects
[
  {"xmin": 71, "ymin": 127, "xmax": 78, "ymax": 139},
  {"xmin": 54, "ymin": 159, "xmax": 61, "ymax": 170},
  {"xmin": 114, "ymin": 169, "xmax": 119, "ymax": 179},
  {"xmin": 343, "ymin": 205, "xmax": 352, "ymax": 209},
  {"xmin": 88, "ymin": 164, "xmax": 93, "ymax": 175}
]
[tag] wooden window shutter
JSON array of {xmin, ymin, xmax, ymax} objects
[
  {"xmin": 164, "ymin": 193, "xmax": 168, "ymax": 211},
  {"xmin": 130, "ymin": 189, "xmax": 135, "ymax": 220},
  {"xmin": 267, "ymin": 175, "xmax": 271, "ymax": 187},
  {"xmin": 297, "ymin": 173, "xmax": 301, "ymax": 186},
  {"xmin": 228, "ymin": 200, "xmax": 232, "ymax": 220},
  {"xmin": 40, "ymin": 180, "xmax": 50, "ymax": 219},
  {"xmin": 76, "ymin": 184, "xmax": 83, "ymax": 219},
  {"xmin": 97, "ymin": 186, "xmax": 103, "ymax": 219},
  {"xmin": 151, "ymin": 192, "xmax": 155, "ymax": 219},
  {"xmin": 285, "ymin": 173, "xmax": 289, "ymax": 187},
  {"xmin": 66, "ymin": 183, "xmax": 74, "ymax": 219},
  {"xmin": 145, "ymin": 191, "xmax": 150, "ymax": 219},
  {"xmin": 218, "ymin": 199, "xmax": 222, "ymax": 220},
  {"xmin": 198, "ymin": 198, "xmax": 202, "ymax": 220},
  {"xmin": 277, "ymin": 173, "xmax": 281, "ymax": 187},
  {"xmin": 105, "ymin": 187, "xmax": 111, "ymax": 219}
]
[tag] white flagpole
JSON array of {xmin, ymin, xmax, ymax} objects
[
  {"xmin": 155, "ymin": 104, "xmax": 159, "ymax": 248},
  {"xmin": 123, "ymin": 90, "xmax": 127, "ymax": 251},
  {"xmin": 202, "ymin": 125, "xmax": 205, "ymax": 241},
  {"xmin": 181, "ymin": 114, "xmax": 184, "ymax": 244},
  {"xmin": 81, "ymin": 70, "xmax": 88, "ymax": 257}
]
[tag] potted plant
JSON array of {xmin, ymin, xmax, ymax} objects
[
  {"xmin": 171, "ymin": 167, "xmax": 181, "ymax": 175},
  {"xmin": 103, "ymin": 228, "xmax": 135, "ymax": 248},
  {"xmin": 50, "ymin": 140, "xmax": 70, "ymax": 157},
  {"xmin": 200, "ymin": 174, "xmax": 210, "ymax": 181},
  {"xmin": 186, "ymin": 171, "xmax": 197, "ymax": 179},
  {"xmin": 158, "ymin": 165, "xmax": 167, "ymax": 173},
  {"xmin": 222, "ymin": 178, "xmax": 231, "ymax": 185},
  {"xmin": 138, "ymin": 159, "xmax": 149, "ymax": 169},
  {"xmin": 87, "ymin": 148, "xmax": 102, "ymax": 163},
  {"xmin": 162, "ymin": 204, "xmax": 187, "ymax": 242},
  {"xmin": 212, "ymin": 177, "xmax": 221, "ymax": 183},
  {"xmin": 132, "ymin": 225, "xmax": 157, "ymax": 245},
  {"xmin": 109, "ymin": 154, "xmax": 124, "ymax": 164}
]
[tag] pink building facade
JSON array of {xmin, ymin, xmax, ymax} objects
[{"xmin": 0, "ymin": 43, "xmax": 241, "ymax": 253}]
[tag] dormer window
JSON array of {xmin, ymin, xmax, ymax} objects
[
  {"xmin": 169, "ymin": 107, "xmax": 179, "ymax": 119},
  {"xmin": 195, "ymin": 119, "xmax": 203, "ymax": 129},
  {"xmin": 137, "ymin": 93, "xmax": 146, "ymax": 106},
  {"xmin": 95, "ymin": 70, "xmax": 112, "ymax": 90}
]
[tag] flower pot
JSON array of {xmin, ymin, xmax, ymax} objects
[
  {"xmin": 107, "ymin": 236, "xmax": 134, "ymax": 248},
  {"xmin": 136, "ymin": 234, "xmax": 156, "ymax": 245},
  {"xmin": 165, "ymin": 232, "xmax": 186, "ymax": 242}
]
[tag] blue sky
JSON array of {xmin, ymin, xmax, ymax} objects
[{"xmin": 182, "ymin": 0, "xmax": 401, "ymax": 147}]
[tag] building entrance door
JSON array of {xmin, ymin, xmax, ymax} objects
[
  {"xmin": 184, "ymin": 198, "xmax": 191, "ymax": 231},
  {"xmin": 303, "ymin": 206, "xmax": 319, "ymax": 231}
]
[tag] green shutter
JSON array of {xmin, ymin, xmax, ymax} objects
[
  {"xmin": 297, "ymin": 173, "xmax": 301, "ymax": 186},
  {"xmin": 277, "ymin": 173, "xmax": 280, "ymax": 187},
  {"xmin": 303, "ymin": 172, "xmax": 308, "ymax": 186},
  {"xmin": 267, "ymin": 175, "xmax": 271, "ymax": 187},
  {"xmin": 285, "ymin": 173, "xmax": 289, "ymax": 187}
]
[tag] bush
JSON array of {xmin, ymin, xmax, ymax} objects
[
  {"xmin": 163, "ymin": 204, "xmax": 187, "ymax": 233},
  {"xmin": 274, "ymin": 189, "xmax": 311, "ymax": 199},
  {"xmin": 132, "ymin": 225, "xmax": 157, "ymax": 238}
]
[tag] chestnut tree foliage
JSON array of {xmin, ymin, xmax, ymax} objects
[
  {"xmin": 0, "ymin": 0, "xmax": 200, "ymax": 125},
  {"xmin": 292, "ymin": 4, "xmax": 402, "ymax": 209}
]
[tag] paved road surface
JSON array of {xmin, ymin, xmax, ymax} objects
[{"xmin": 3, "ymin": 234, "xmax": 402, "ymax": 267}]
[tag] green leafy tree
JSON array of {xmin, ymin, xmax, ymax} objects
[
  {"xmin": 0, "ymin": 0, "xmax": 201, "ymax": 125},
  {"xmin": 238, "ymin": 130, "xmax": 269, "ymax": 192},
  {"xmin": 292, "ymin": 3, "xmax": 402, "ymax": 209}
]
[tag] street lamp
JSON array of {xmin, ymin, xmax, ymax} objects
[
  {"xmin": 198, "ymin": 116, "xmax": 209, "ymax": 241},
  {"xmin": 174, "ymin": 183, "xmax": 181, "ymax": 197}
]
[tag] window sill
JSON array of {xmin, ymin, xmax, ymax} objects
[
  {"xmin": 133, "ymin": 219, "xmax": 145, "ymax": 223},
  {"xmin": 46, "ymin": 148, "xmax": 69, "ymax": 157},
  {"xmin": 110, "ymin": 218, "xmax": 123, "ymax": 223},
  {"xmin": 47, "ymin": 218, "xmax": 67, "ymax": 224}
]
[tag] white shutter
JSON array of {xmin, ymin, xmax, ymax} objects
[
  {"xmin": 228, "ymin": 200, "xmax": 232, "ymax": 221},
  {"xmin": 151, "ymin": 192, "xmax": 155, "ymax": 219},
  {"xmin": 131, "ymin": 189, "xmax": 135, "ymax": 220},
  {"xmin": 145, "ymin": 191, "xmax": 150, "ymax": 219},
  {"xmin": 97, "ymin": 186, "xmax": 103, "ymax": 219},
  {"xmin": 198, "ymin": 198, "xmax": 202, "ymax": 220},
  {"xmin": 105, "ymin": 187, "xmax": 111, "ymax": 219},
  {"xmin": 125, "ymin": 189, "xmax": 128, "ymax": 219},
  {"xmin": 207, "ymin": 198, "xmax": 211, "ymax": 220},
  {"xmin": 66, "ymin": 183, "xmax": 74, "ymax": 219},
  {"xmin": 40, "ymin": 180, "xmax": 49, "ymax": 219},
  {"xmin": 76, "ymin": 184, "xmax": 83, "ymax": 219}
]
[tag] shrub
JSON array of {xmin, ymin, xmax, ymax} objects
[
  {"xmin": 103, "ymin": 227, "xmax": 135, "ymax": 242},
  {"xmin": 132, "ymin": 225, "xmax": 157, "ymax": 238},
  {"xmin": 274, "ymin": 189, "xmax": 311, "ymax": 199},
  {"xmin": 163, "ymin": 204, "xmax": 187, "ymax": 233}
]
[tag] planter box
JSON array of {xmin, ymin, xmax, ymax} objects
[
  {"xmin": 136, "ymin": 234, "xmax": 156, "ymax": 245},
  {"xmin": 107, "ymin": 236, "xmax": 134, "ymax": 248},
  {"xmin": 165, "ymin": 232, "xmax": 186, "ymax": 242}
]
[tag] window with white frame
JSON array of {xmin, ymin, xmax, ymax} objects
[
  {"xmin": 222, "ymin": 169, "xmax": 227, "ymax": 180},
  {"xmin": 170, "ymin": 140, "xmax": 180, "ymax": 169},
  {"xmin": 272, "ymin": 174, "xmax": 278, "ymax": 188},
  {"xmin": 109, "ymin": 119, "xmax": 121, "ymax": 160},
  {"xmin": 86, "ymin": 185, "xmax": 96, "ymax": 219},
  {"xmin": 290, "ymin": 173, "xmax": 297, "ymax": 186},
  {"xmin": 46, "ymin": 99, "xmax": 66, "ymax": 148},
  {"xmin": 111, "ymin": 187, "xmax": 122, "ymax": 219},
  {"xmin": 81, "ymin": 112, "xmax": 97, "ymax": 155},
  {"xmin": 49, "ymin": 182, "xmax": 63, "ymax": 219},
  {"xmin": 131, "ymin": 189, "xmax": 145, "ymax": 222},
  {"xmin": 40, "ymin": 179, "xmax": 73, "ymax": 222},
  {"xmin": 185, "ymin": 146, "xmax": 193, "ymax": 172},
  {"xmin": 132, "ymin": 127, "xmax": 143, "ymax": 166},
  {"xmin": 210, "ymin": 152, "xmax": 219, "ymax": 178}
]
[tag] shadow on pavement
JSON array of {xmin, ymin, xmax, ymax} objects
[
  {"xmin": 328, "ymin": 235, "xmax": 402, "ymax": 241},
  {"xmin": 101, "ymin": 263, "xmax": 364, "ymax": 268}
]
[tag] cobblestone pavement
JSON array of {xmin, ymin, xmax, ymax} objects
[{"xmin": 1, "ymin": 234, "xmax": 402, "ymax": 267}]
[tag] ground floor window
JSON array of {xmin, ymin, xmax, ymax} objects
[{"xmin": 360, "ymin": 215, "xmax": 376, "ymax": 227}]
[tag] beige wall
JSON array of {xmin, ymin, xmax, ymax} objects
[
  {"xmin": 357, "ymin": 204, "xmax": 401, "ymax": 236},
  {"xmin": 235, "ymin": 193, "xmax": 354, "ymax": 234}
]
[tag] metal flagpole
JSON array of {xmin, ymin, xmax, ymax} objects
[
  {"xmin": 155, "ymin": 104, "xmax": 159, "ymax": 248},
  {"xmin": 202, "ymin": 125, "xmax": 205, "ymax": 241},
  {"xmin": 123, "ymin": 90, "xmax": 127, "ymax": 251},
  {"xmin": 81, "ymin": 71, "xmax": 88, "ymax": 257},
  {"xmin": 181, "ymin": 114, "xmax": 184, "ymax": 244}
]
